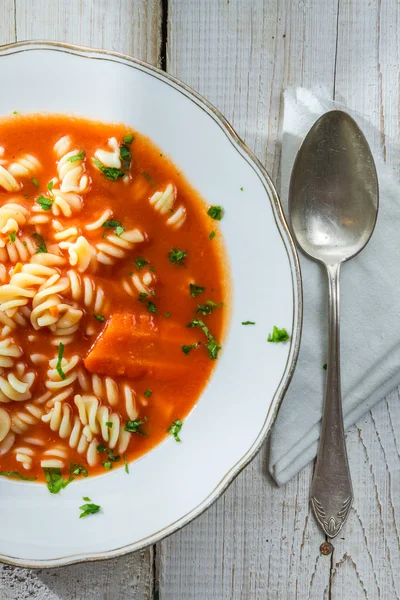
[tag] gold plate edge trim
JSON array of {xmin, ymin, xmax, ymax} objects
[{"xmin": 0, "ymin": 40, "xmax": 303, "ymax": 568}]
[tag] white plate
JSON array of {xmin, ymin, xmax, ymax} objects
[{"xmin": 0, "ymin": 41, "xmax": 302, "ymax": 567}]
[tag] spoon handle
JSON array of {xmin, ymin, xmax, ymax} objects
[{"xmin": 310, "ymin": 263, "xmax": 353, "ymax": 538}]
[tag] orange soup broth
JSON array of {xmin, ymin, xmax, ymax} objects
[{"xmin": 0, "ymin": 115, "xmax": 229, "ymax": 481}]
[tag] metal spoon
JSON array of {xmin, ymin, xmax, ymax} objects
[{"xmin": 289, "ymin": 110, "xmax": 379, "ymax": 538}]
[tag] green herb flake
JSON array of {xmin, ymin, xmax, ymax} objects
[
  {"xmin": 125, "ymin": 419, "xmax": 147, "ymax": 436},
  {"xmin": 242, "ymin": 321, "xmax": 256, "ymax": 325},
  {"xmin": 71, "ymin": 463, "xmax": 88, "ymax": 477},
  {"xmin": 119, "ymin": 144, "xmax": 131, "ymax": 170},
  {"xmin": 105, "ymin": 421, "xmax": 113, "ymax": 428},
  {"xmin": 102, "ymin": 219, "xmax": 125, "ymax": 237},
  {"xmin": 92, "ymin": 157, "xmax": 125, "ymax": 181},
  {"xmin": 96, "ymin": 444, "xmax": 107, "ymax": 453},
  {"xmin": 267, "ymin": 326, "xmax": 290, "ymax": 343},
  {"xmin": 12, "ymin": 110, "xmax": 18, "ymax": 115},
  {"xmin": 103, "ymin": 462, "xmax": 112, "ymax": 470},
  {"xmin": 182, "ymin": 343, "xmax": 200, "ymax": 355},
  {"xmin": 93, "ymin": 314, "xmax": 105, "ymax": 323},
  {"xmin": 124, "ymin": 454, "xmax": 130, "ymax": 474},
  {"xmin": 79, "ymin": 501, "xmax": 101, "ymax": 518},
  {"xmin": 43, "ymin": 467, "xmax": 72, "ymax": 494},
  {"xmin": 31, "ymin": 177, "xmax": 39, "ymax": 188},
  {"xmin": 67, "ymin": 149, "xmax": 85, "ymax": 163},
  {"xmin": 32, "ymin": 232, "xmax": 47, "ymax": 254},
  {"xmin": 209, "ymin": 231, "xmax": 216, "ymax": 240},
  {"xmin": 240, "ymin": 187, "xmax": 244, "ymax": 191},
  {"xmin": 141, "ymin": 171, "xmax": 156, "ymax": 185},
  {"xmin": 196, "ymin": 300, "xmax": 222, "ymax": 316},
  {"xmin": 189, "ymin": 283, "xmax": 205, "ymax": 297},
  {"xmin": 7, "ymin": 231, "xmax": 16, "ymax": 244},
  {"xmin": 168, "ymin": 419, "xmax": 183, "ymax": 442},
  {"xmin": 164, "ymin": 312, "xmax": 171, "ymax": 319},
  {"xmin": 147, "ymin": 301, "xmax": 157, "ymax": 314},
  {"xmin": 168, "ymin": 248, "xmax": 187, "ymax": 266},
  {"xmin": 144, "ymin": 389, "xmax": 152, "ymax": 398},
  {"xmin": 83, "ymin": 496, "xmax": 91, "ymax": 502},
  {"xmin": 123, "ymin": 134, "xmax": 134, "ymax": 144},
  {"xmin": 48, "ymin": 180, "xmax": 54, "ymax": 193},
  {"xmin": 134, "ymin": 257, "xmax": 149, "ymax": 270},
  {"xmin": 0, "ymin": 471, "xmax": 37, "ymax": 481},
  {"xmin": 323, "ymin": 363, "xmax": 328, "ymax": 370},
  {"xmin": 187, "ymin": 319, "xmax": 221, "ymax": 360},
  {"xmin": 23, "ymin": 194, "xmax": 29, "ymax": 200},
  {"xmin": 36, "ymin": 195, "xmax": 53, "ymax": 211},
  {"xmin": 207, "ymin": 205, "xmax": 223, "ymax": 221},
  {"xmin": 107, "ymin": 449, "xmax": 121, "ymax": 463},
  {"xmin": 56, "ymin": 342, "xmax": 66, "ymax": 380}
]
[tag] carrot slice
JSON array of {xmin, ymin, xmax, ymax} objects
[{"xmin": 84, "ymin": 313, "xmax": 194, "ymax": 380}]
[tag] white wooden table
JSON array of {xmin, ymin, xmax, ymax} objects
[{"xmin": 0, "ymin": 1, "xmax": 399, "ymax": 598}]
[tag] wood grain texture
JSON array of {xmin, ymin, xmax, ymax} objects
[
  {"xmin": 0, "ymin": 1, "xmax": 161, "ymax": 598},
  {"xmin": 159, "ymin": 1, "xmax": 338, "ymax": 597}
]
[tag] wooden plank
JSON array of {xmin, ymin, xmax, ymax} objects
[
  {"xmin": 0, "ymin": 1, "xmax": 16, "ymax": 45},
  {"xmin": 15, "ymin": 0, "xmax": 161, "ymax": 65},
  {"xmin": 0, "ymin": 1, "xmax": 161, "ymax": 598},
  {"xmin": 329, "ymin": 0, "xmax": 400, "ymax": 597},
  {"xmin": 159, "ymin": 1, "xmax": 339, "ymax": 597}
]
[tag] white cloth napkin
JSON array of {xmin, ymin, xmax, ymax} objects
[{"xmin": 269, "ymin": 88, "xmax": 400, "ymax": 486}]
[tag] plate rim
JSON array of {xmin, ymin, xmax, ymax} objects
[{"xmin": 0, "ymin": 40, "xmax": 303, "ymax": 568}]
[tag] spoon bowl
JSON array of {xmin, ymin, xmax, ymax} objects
[
  {"xmin": 289, "ymin": 110, "xmax": 379, "ymax": 538},
  {"xmin": 290, "ymin": 110, "xmax": 378, "ymax": 265}
]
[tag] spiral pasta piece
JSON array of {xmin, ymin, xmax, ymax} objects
[
  {"xmin": 59, "ymin": 235, "xmax": 94, "ymax": 272},
  {"xmin": 8, "ymin": 154, "xmax": 41, "ymax": 178},
  {"xmin": 15, "ymin": 445, "xmax": 35, "ymax": 469},
  {"xmin": 0, "ymin": 234, "xmax": 36, "ymax": 264},
  {"xmin": 0, "ymin": 307, "xmax": 30, "ymax": 339},
  {"xmin": 46, "ymin": 354, "xmax": 80, "ymax": 393},
  {"xmin": 66, "ymin": 271, "xmax": 108, "ymax": 313},
  {"xmin": 0, "ymin": 165, "xmax": 20, "ymax": 192},
  {"xmin": 54, "ymin": 136, "xmax": 90, "ymax": 194},
  {"xmin": 0, "ymin": 363, "xmax": 36, "ymax": 403},
  {"xmin": 149, "ymin": 183, "xmax": 186, "ymax": 229},
  {"xmin": 40, "ymin": 444, "xmax": 69, "ymax": 469},
  {"xmin": 0, "ymin": 202, "xmax": 29, "ymax": 242},
  {"xmin": 77, "ymin": 369, "xmax": 138, "ymax": 418},
  {"xmin": 0, "ymin": 406, "xmax": 11, "ymax": 441},
  {"xmin": 30, "ymin": 273, "xmax": 70, "ymax": 329},
  {"xmin": 0, "ymin": 431, "xmax": 15, "ymax": 456},
  {"xmin": 85, "ymin": 209, "xmax": 113, "ymax": 231},
  {"xmin": 49, "ymin": 305, "xmax": 84, "ymax": 344},
  {"xmin": 11, "ymin": 401, "xmax": 45, "ymax": 435},
  {"xmin": 94, "ymin": 138, "xmax": 121, "ymax": 169},
  {"xmin": 95, "ymin": 228, "xmax": 145, "ymax": 266},
  {"xmin": 74, "ymin": 394, "xmax": 130, "ymax": 452},
  {"xmin": 0, "ymin": 337, "xmax": 22, "ymax": 367},
  {"xmin": 122, "ymin": 270, "xmax": 156, "ymax": 297}
]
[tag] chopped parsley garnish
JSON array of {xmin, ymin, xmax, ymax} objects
[
  {"xmin": 242, "ymin": 321, "xmax": 256, "ymax": 325},
  {"xmin": 102, "ymin": 219, "xmax": 125, "ymax": 237},
  {"xmin": 0, "ymin": 471, "xmax": 37, "ymax": 481},
  {"xmin": 67, "ymin": 149, "xmax": 85, "ymax": 162},
  {"xmin": 209, "ymin": 231, "xmax": 216, "ymax": 240},
  {"xmin": 93, "ymin": 314, "xmax": 105, "ymax": 323},
  {"xmin": 123, "ymin": 133, "xmax": 134, "ymax": 144},
  {"xmin": 70, "ymin": 463, "xmax": 88, "ymax": 477},
  {"xmin": 168, "ymin": 419, "xmax": 183, "ymax": 442},
  {"xmin": 207, "ymin": 205, "xmax": 223, "ymax": 221},
  {"xmin": 164, "ymin": 312, "xmax": 171, "ymax": 319},
  {"xmin": 83, "ymin": 496, "xmax": 91, "ymax": 502},
  {"xmin": 105, "ymin": 421, "xmax": 113, "ymax": 428},
  {"xmin": 168, "ymin": 248, "xmax": 187, "ymax": 265},
  {"xmin": 187, "ymin": 319, "xmax": 221, "ymax": 360},
  {"xmin": 56, "ymin": 343, "xmax": 66, "ymax": 380},
  {"xmin": 125, "ymin": 419, "xmax": 147, "ymax": 435},
  {"xmin": 7, "ymin": 231, "xmax": 16, "ymax": 244},
  {"xmin": 79, "ymin": 500, "xmax": 101, "ymax": 518},
  {"xmin": 96, "ymin": 443, "xmax": 107, "ymax": 453},
  {"xmin": 144, "ymin": 389, "xmax": 152, "ymax": 398},
  {"xmin": 147, "ymin": 301, "xmax": 157, "ymax": 314},
  {"xmin": 182, "ymin": 342, "xmax": 200, "ymax": 355},
  {"xmin": 267, "ymin": 326, "xmax": 290, "ymax": 343},
  {"xmin": 149, "ymin": 265, "xmax": 156, "ymax": 272},
  {"xmin": 12, "ymin": 110, "xmax": 18, "ymax": 115},
  {"xmin": 119, "ymin": 143, "xmax": 131, "ymax": 170},
  {"xmin": 23, "ymin": 194, "xmax": 29, "ymax": 199},
  {"xmin": 138, "ymin": 292, "xmax": 148, "ymax": 300},
  {"xmin": 124, "ymin": 454, "xmax": 130, "ymax": 474},
  {"xmin": 240, "ymin": 187, "xmax": 244, "ymax": 191},
  {"xmin": 134, "ymin": 257, "xmax": 149, "ymax": 270},
  {"xmin": 323, "ymin": 363, "xmax": 327, "ymax": 370},
  {"xmin": 32, "ymin": 232, "xmax": 47, "ymax": 254},
  {"xmin": 196, "ymin": 300, "xmax": 222, "ymax": 316},
  {"xmin": 43, "ymin": 467, "xmax": 72, "ymax": 494},
  {"xmin": 103, "ymin": 462, "xmax": 112, "ymax": 470},
  {"xmin": 31, "ymin": 177, "xmax": 39, "ymax": 188},
  {"xmin": 48, "ymin": 180, "xmax": 54, "ymax": 193},
  {"xmin": 36, "ymin": 195, "xmax": 53, "ymax": 211},
  {"xmin": 189, "ymin": 283, "xmax": 205, "ymax": 297},
  {"xmin": 92, "ymin": 157, "xmax": 125, "ymax": 181},
  {"xmin": 142, "ymin": 171, "xmax": 156, "ymax": 185}
]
